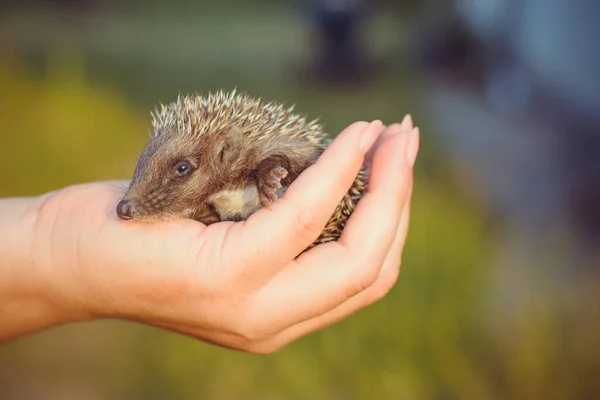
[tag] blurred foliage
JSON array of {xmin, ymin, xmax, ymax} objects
[
  {"xmin": 1, "ymin": 2, "xmax": 599, "ymax": 399},
  {"xmin": 0, "ymin": 53, "xmax": 147, "ymax": 196}
]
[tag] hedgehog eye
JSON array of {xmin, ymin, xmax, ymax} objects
[{"xmin": 175, "ymin": 161, "xmax": 192, "ymax": 176}]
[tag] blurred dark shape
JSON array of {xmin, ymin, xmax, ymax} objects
[
  {"xmin": 303, "ymin": 0, "xmax": 373, "ymax": 84},
  {"xmin": 416, "ymin": 19, "xmax": 484, "ymax": 86},
  {"xmin": 416, "ymin": 0, "xmax": 600, "ymax": 263},
  {"xmin": 558, "ymin": 110, "xmax": 600, "ymax": 251}
]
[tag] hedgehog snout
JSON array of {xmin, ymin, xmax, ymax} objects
[{"xmin": 116, "ymin": 199, "xmax": 134, "ymax": 220}]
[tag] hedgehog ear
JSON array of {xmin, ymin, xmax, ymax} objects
[{"xmin": 217, "ymin": 127, "xmax": 243, "ymax": 165}]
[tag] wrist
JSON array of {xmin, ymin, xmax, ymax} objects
[{"xmin": 0, "ymin": 191, "xmax": 90, "ymax": 342}]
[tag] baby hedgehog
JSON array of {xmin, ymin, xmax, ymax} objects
[{"xmin": 116, "ymin": 90, "xmax": 369, "ymax": 250}]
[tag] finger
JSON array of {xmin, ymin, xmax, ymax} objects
[
  {"xmin": 352, "ymin": 117, "xmax": 413, "ymax": 273},
  {"xmin": 224, "ymin": 120, "xmax": 384, "ymax": 271},
  {"xmin": 336, "ymin": 122, "xmax": 417, "ymax": 293},
  {"xmin": 380, "ymin": 177, "xmax": 413, "ymax": 278},
  {"xmin": 336, "ymin": 123, "xmax": 414, "ymax": 271},
  {"xmin": 364, "ymin": 114, "xmax": 412, "ymax": 167},
  {"xmin": 244, "ymin": 126, "xmax": 415, "ymax": 332},
  {"xmin": 347, "ymin": 124, "xmax": 417, "ymax": 297},
  {"xmin": 329, "ymin": 119, "xmax": 415, "ymax": 293},
  {"xmin": 376, "ymin": 118, "xmax": 418, "ymax": 274},
  {"xmin": 373, "ymin": 122, "xmax": 418, "ymax": 275}
]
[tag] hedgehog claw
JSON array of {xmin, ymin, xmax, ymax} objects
[
  {"xmin": 270, "ymin": 181, "xmax": 282, "ymax": 190},
  {"xmin": 258, "ymin": 166, "xmax": 288, "ymax": 208},
  {"xmin": 272, "ymin": 167, "xmax": 288, "ymax": 180}
]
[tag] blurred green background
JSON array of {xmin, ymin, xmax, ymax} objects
[{"xmin": 1, "ymin": 1, "xmax": 599, "ymax": 399}]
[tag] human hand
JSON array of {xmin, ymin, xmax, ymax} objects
[{"xmin": 2, "ymin": 118, "xmax": 419, "ymax": 353}]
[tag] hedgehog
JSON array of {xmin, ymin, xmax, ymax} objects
[{"xmin": 116, "ymin": 90, "xmax": 369, "ymax": 251}]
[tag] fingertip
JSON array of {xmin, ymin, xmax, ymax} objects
[
  {"xmin": 360, "ymin": 120, "xmax": 384, "ymax": 152},
  {"xmin": 407, "ymin": 127, "xmax": 420, "ymax": 168},
  {"xmin": 342, "ymin": 121, "xmax": 371, "ymax": 137},
  {"xmin": 402, "ymin": 114, "xmax": 413, "ymax": 132},
  {"xmin": 364, "ymin": 123, "xmax": 402, "ymax": 166}
]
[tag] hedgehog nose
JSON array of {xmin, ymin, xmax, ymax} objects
[{"xmin": 116, "ymin": 200, "xmax": 134, "ymax": 220}]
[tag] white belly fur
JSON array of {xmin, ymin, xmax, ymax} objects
[
  {"xmin": 209, "ymin": 184, "xmax": 288, "ymax": 220},
  {"xmin": 209, "ymin": 185, "xmax": 262, "ymax": 220}
]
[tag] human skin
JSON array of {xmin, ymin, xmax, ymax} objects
[{"xmin": 0, "ymin": 117, "xmax": 418, "ymax": 353}]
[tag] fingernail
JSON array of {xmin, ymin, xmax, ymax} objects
[
  {"xmin": 360, "ymin": 120, "xmax": 383, "ymax": 152},
  {"xmin": 402, "ymin": 114, "xmax": 413, "ymax": 132},
  {"xmin": 406, "ymin": 127, "xmax": 420, "ymax": 168}
]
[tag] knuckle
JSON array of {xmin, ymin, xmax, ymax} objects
[
  {"xmin": 239, "ymin": 328, "xmax": 266, "ymax": 344},
  {"xmin": 246, "ymin": 339, "xmax": 287, "ymax": 355},
  {"xmin": 372, "ymin": 267, "xmax": 400, "ymax": 300},
  {"xmin": 345, "ymin": 261, "xmax": 381, "ymax": 298},
  {"xmin": 234, "ymin": 314, "xmax": 276, "ymax": 345},
  {"xmin": 236, "ymin": 324, "xmax": 264, "ymax": 344},
  {"xmin": 330, "ymin": 162, "xmax": 357, "ymax": 189},
  {"xmin": 293, "ymin": 204, "xmax": 325, "ymax": 244}
]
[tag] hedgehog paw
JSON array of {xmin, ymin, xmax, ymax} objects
[
  {"xmin": 193, "ymin": 203, "xmax": 221, "ymax": 225},
  {"xmin": 258, "ymin": 166, "xmax": 288, "ymax": 209}
]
